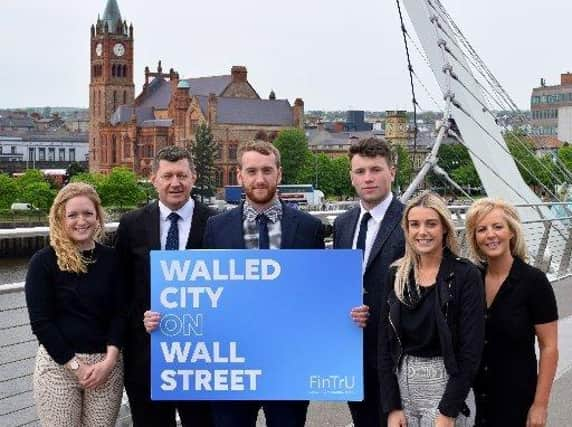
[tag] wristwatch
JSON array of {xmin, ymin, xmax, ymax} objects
[{"xmin": 68, "ymin": 357, "xmax": 80, "ymax": 371}]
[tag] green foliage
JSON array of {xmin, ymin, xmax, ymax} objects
[
  {"xmin": 16, "ymin": 169, "xmax": 48, "ymax": 190},
  {"xmin": 70, "ymin": 172, "xmax": 105, "ymax": 187},
  {"xmin": 65, "ymin": 162, "xmax": 87, "ymax": 182},
  {"xmin": 96, "ymin": 168, "xmax": 145, "ymax": 207},
  {"xmin": 191, "ymin": 124, "xmax": 217, "ymax": 202},
  {"xmin": 273, "ymin": 128, "xmax": 310, "ymax": 185},
  {"xmin": 0, "ymin": 174, "xmax": 18, "ymax": 209},
  {"xmin": 394, "ymin": 145, "xmax": 412, "ymax": 191},
  {"xmin": 295, "ymin": 152, "xmax": 352, "ymax": 199},
  {"xmin": 20, "ymin": 182, "xmax": 56, "ymax": 210},
  {"xmin": 15, "ymin": 169, "xmax": 56, "ymax": 209},
  {"xmin": 557, "ymin": 145, "xmax": 572, "ymax": 172},
  {"xmin": 431, "ymin": 143, "xmax": 481, "ymax": 189},
  {"xmin": 504, "ymin": 132, "xmax": 560, "ymax": 189}
]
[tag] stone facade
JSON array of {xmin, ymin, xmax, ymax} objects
[{"xmin": 89, "ymin": 1, "xmax": 304, "ymax": 186}]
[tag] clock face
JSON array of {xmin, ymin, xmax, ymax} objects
[
  {"xmin": 95, "ymin": 43, "xmax": 103, "ymax": 57},
  {"xmin": 113, "ymin": 43, "xmax": 125, "ymax": 57}
]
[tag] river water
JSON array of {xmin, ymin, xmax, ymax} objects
[{"xmin": 0, "ymin": 257, "xmax": 29, "ymax": 285}]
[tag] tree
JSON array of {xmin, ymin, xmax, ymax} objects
[
  {"xmin": 330, "ymin": 156, "xmax": 353, "ymax": 198},
  {"xmin": 70, "ymin": 171, "xmax": 105, "ymax": 188},
  {"xmin": 65, "ymin": 162, "xmax": 87, "ymax": 183},
  {"xmin": 16, "ymin": 169, "xmax": 48, "ymax": 191},
  {"xmin": 0, "ymin": 174, "xmax": 18, "ymax": 209},
  {"xmin": 97, "ymin": 168, "xmax": 145, "ymax": 207},
  {"xmin": 20, "ymin": 182, "xmax": 56, "ymax": 210},
  {"xmin": 394, "ymin": 144, "xmax": 412, "ymax": 192},
  {"xmin": 273, "ymin": 128, "xmax": 310, "ymax": 184},
  {"xmin": 190, "ymin": 124, "xmax": 217, "ymax": 202}
]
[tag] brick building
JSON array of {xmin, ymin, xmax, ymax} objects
[{"xmin": 89, "ymin": 0, "xmax": 304, "ymax": 186}]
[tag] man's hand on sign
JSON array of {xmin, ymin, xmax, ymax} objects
[
  {"xmin": 350, "ymin": 305, "xmax": 370, "ymax": 328},
  {"xmin": 143, "ymin": 310, "xmax": 161, "ymax": 333}
]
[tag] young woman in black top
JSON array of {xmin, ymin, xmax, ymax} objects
[
  {"xmin": 378, "ymin": 191, "xmax": 484, "ymax": 427},
  {"xmin": 466, "ymin": 198, "xmax": 558, "ymax": 427},
  {"xmin": 25, "ymin": 182, "xmax": 125, "ymax": 426}
]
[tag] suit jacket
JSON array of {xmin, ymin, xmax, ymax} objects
[
  {"xmin": 333, "ymin": 196, "xmax": 405, "ymax": 366},
  {"xmin": 204, "ymin": 201, "xmax": 325, "ymax": 250},
  {"xmin": 115, "ymin": 199, "xmax": 216, "ymax": 385}
]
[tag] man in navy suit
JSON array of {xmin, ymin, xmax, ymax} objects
[
  {"xmin": 205, "ymin": 140, "xmax": 325, "ymax": 427},
  {"xmin": 116, "ymin": 146, "xmax": 215, "ymax": 426},
  {"xmin": 334, "ymin": 138, "xmax": 405, "ymax": 427}
]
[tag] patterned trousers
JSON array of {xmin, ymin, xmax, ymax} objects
[
  {"xmin": 397, "ymin": 355, "xmax": 468, "ymax": 427},
  {"xmin": 33, "ymin": 345, "xmax": 124, "ymax": 427}
]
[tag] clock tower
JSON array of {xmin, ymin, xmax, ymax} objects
[{"xmin": 89, "ymin": 0, "xmax": 134, "ymax": 172}]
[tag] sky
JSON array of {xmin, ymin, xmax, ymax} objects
[{"xmin": 0, "ymin": 0, "xmax": 570, "ymax": 111}]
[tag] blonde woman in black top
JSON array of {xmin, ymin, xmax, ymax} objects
[
  {"xmin": 466, "ymin": 198, "xmax": 558, "ymax": 427},
  {"xmin": 379, "ymin": 191, "xmax": 484, "ymax": 427},
  {"xmin": 25, "ymin": 182, "xmax": 125, "ymax": 426}
]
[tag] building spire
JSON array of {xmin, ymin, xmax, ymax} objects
[{"xmin": 102, "ymin": 0, "xmax": 123, "ymax": 34}]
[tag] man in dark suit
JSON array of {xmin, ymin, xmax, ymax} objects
[
  {"xmin": 115, "ymin": 146, "xmax": 215, "ymax": 427},
  {"xmin": 334, "ymin": 138, "xmax": 405, "ymax": 427},
  {"xmin": 204, "ymin": 140, "xmax": 324, "ymax": 427}
]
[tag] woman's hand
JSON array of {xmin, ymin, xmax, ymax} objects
[
  {"xmin": 143, "ymin": 310, "xmax": 161, "ymax": 333},
  {"xmin": 388, "ymin": 409, "xmax": 407, "ymax": 427},
  {"xmin": 526, "ymin": 402, "xmax": 548, "ymax": 427},
  {"xmin": 80, "ymin": 358, "xmax": 116, "ymax": 389},
  {"xmin": 435, "ymin": 413, "xmax": 455, "ymax": 427},
  {"xmin": 350, "ymin": 305, "xmax": 370, "ymax": 328}
]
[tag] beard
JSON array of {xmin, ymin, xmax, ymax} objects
[{"xmin": 244, "ymin": 184, "xmax": 278, "ymax": 205}]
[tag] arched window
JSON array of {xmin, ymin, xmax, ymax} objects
[
  {"xmin": 215, "ymin": 169, "xmax": 224, "ymax": 187},
  {"xmin": 123, "ymin": 137, "xmax": 131, "ymax": 159},
  {"xmin": 112, "ymin": 64, "xmax": 116, "ymax": 77},
  {"xmin": 122, "ymin": 65, "xmax": 127, "ymax": 78},
  {"xmin": 123, "ymin": 90, "xmax": 127, "ymax": 104},
  {"xmin": 113, "ymin": 91, "xmax": 117, "ymax": 110},
  {"xmin": 227, "ymin": 168, "xmax": 237, "ymax": 185}
]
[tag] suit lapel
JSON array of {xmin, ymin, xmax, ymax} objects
[
  {"xmin": 340, "ymin": 207, "xmax": 360, "ymax": 248},
  {"xmin": 365, "ymin": 198, "xmax": 402, "ymax": 271},
  {"xmin": 230, "ymin": 205, "xmax": 247, "ymax": 249},
  {"xmin": 280, "ymin": 204, "xmax": 299, "ymax": 249},
  {"xmin": 147, "ymin": 202, "xmax": 161, "ymax": 250},
  {"xmin": 186, "ymin": 201, "xmax": 204, "ymax": 249}
]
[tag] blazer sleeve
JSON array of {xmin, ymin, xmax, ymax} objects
[
  {"xmin": 313, "ymin": 219, "xmax": 325, "ymax": 249},
  {"xmin": 377, "ymin": 268, "xmax": 402, "ymax": 414},
  {"xmin": 203, "ymin": 216, "xmax": 215, "ymax": 249},
  {"xmin": 438, "ymin": 263, "xmax": 485, "ymax": 417},
  {"xmin": 114, "ymin": 216, "xmax": 135, "ymax": 318}
]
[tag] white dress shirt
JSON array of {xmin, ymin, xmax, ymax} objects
[
  {"xmin": 352, "ymin": 193, "xmax": 394, "ymax": 272},
  {"xmin": 158, "ymin": 199, "xmax": 195, "ymax": 250}
]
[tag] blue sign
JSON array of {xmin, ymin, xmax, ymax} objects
[{"xmin": 150, "ymin": 249, "xmax": 363, "ymax": 401}]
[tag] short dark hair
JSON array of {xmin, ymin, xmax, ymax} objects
[
  {"xmin": 237, "ymin": 140, "xmax": 281, "ymax": 168},
  {"xmin": 152, "ymin": 146, "xmax": 195, "ymax": 172},
  {"xmin": 348, "ymin": 137, "xmax": 393, "ymax": 165}
]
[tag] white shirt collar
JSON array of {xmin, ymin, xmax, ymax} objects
[
  {"xmin": 359, "ymin": 192, "xmax": 393, "ymax": 222},
  {"xmin": 158, "ymin": 198, "xmax": 195, "ymax": 222}
]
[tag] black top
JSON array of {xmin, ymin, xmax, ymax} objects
[
  {"xmin": 473, "ymin": 257, "xmax": 558, "ymax": 426},
  {"xmin": 401, "ymin": 283, "xmax": 442, "ymax": 357},
  {"xmin": 25, "ymin": 243, "xmax": 126, "ymax": 365}
]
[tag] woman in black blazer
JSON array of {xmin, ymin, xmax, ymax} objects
[{"xmin": 378, "ymin": 191, "xmax": 484, "ymax": 427}]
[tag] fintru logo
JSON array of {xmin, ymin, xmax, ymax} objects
[{"xmin": 309, "ymin": 375, "xmax": 356, "ymax": 395}]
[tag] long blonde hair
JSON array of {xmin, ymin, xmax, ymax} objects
[
  {"xmin": 393, "ymin": 191, "xmax": 459, "ymax": 303},
  {"xmin": 49, "ymin": 182, "xmax": 105, "ymax": 273},
  {"xmin": 465, "ymin": 198, "xmax": 527, "ymax": 265}
]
